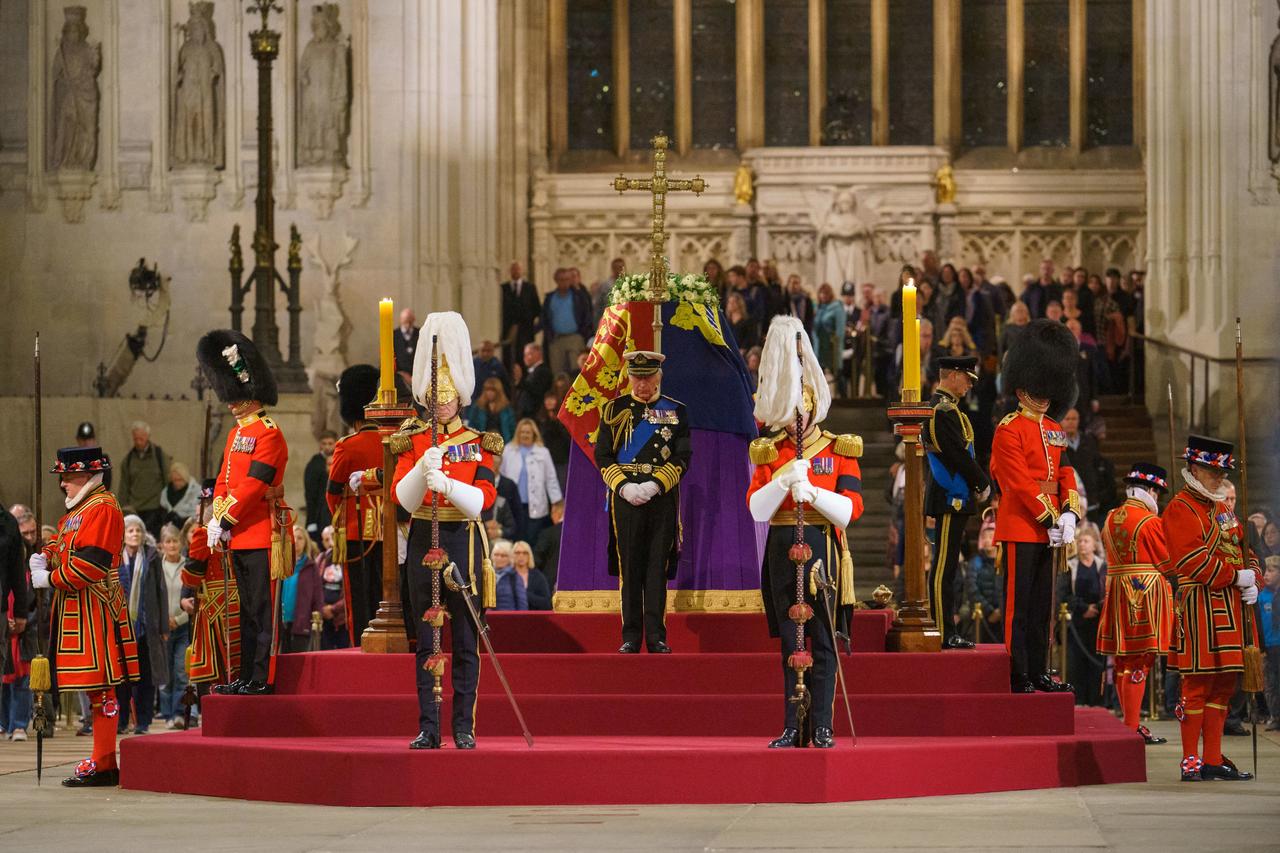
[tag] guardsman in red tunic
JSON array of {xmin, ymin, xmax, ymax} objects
[
  {"xmin": 326, "ymin": 364, "xmax": 386, "ymax": 643},
  {"xmin": 28, "ymin": 446, "xmax": 140, "ymax": 787},
  {"xmin": 1164, "ymin": 435, "xmax": 1260, "ymax": 782},
  {"xmin": 197, "ymin": 330, "xmax": 289, "ymax": 696},
  {"xmin": 990, "ymin": 320, "xmax": 1082, "ymax": 694},
  {"xmin": 392, "ymin": 312, "xmax": 500, "ymax": 750},
  {"xmin": 182, "ymin": 479, "xmax": 242, "ymax": 689},
  {"xmin": 747, "ymin": 316, "xmax": 864, "ymax": 750},
  {"xmin": 1097, "ymin": 463, "xmax": 1174, "ymax": 745}
]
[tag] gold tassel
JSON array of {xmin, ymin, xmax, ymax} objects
[
  {"xmin": 184, "ymin": 644, "xmax": 196, "ymax": 678},
  {"xmin": 270, "ymin": 526, "xmax": 296, "ymax": 581},
  {"xmin": 29, "ymin": 655, "xmax": 51, "ymax": 693},
  {"xmin": 1243, "ymin": 643, "xmax": 1265, "ymax": 694},
  {"xmin": 840, "ymin": 547, "xmax": 856, "ymax": 605},
  {"xmin": 332, "ymin": 502, "xmax": 347, "ymax": 565},
  {"xmin": 808, "ymin": 565, "xmax": 818, "ymax": 598},
  {"xmin": 482, "ymin": 558, "xmax": 496, "ymax": 609}
]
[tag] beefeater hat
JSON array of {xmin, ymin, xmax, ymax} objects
[
  {"xmin": 197, "ymin": 329, "xmax": 279, "ymax": 407},
  {"xmin": 1001, "ymin": 318, "xmax": 1078, "ymax": 420},
  {"xmin": 50, "ymin": 446, "xmax": 110, "ymax": 474}
]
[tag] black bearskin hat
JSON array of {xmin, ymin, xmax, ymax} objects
[
  {"xmin": 338, "ymin": 364, "xmax": 380, "ymax": 426},
  {"xmin": 1002, "ymin": 319, "xmax": 1079, "ymax": 420},
  {"xmin": 197, "ymin": 329, "xmax": 279, "ymax": 406}
]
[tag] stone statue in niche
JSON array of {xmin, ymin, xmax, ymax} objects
[
  {"xmin": 817, "ymin": 189, "xmax": 874, "ymax": 288},
  {"xmin": 50, "ymin": 6, "xmax": 101, "ymax": 171},
  {"xmin": 298, "ymin": 3, "xmax": 350, "ymax": 168},
  {"xmin": 305, "ymin": 231, "xmax": 357, "ymax": 438},
  {"xmin": 172, "ymin": 1, "xmax": 226, "ymax": 168}
]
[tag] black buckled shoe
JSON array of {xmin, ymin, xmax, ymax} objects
[
  {"xmin": 454, "ymin": 731, "xmax": 476, "ymax": 750},
  {"xmin": 1032, "ymin": 674, "xmax": 1074, "ymax": 693},
  {"xmin": 812, "ymin": 727, "xmax": 835, "ymax": 748},
  {"xmin": 1180, "ymin": 755, "xmax": 1203, "ymax": 782},
  {"xmin": 409, "ymin": 731, "xmax": 440, "ymax": 750},
  {"xmin": 1011, "ymin": 677, "xmax": 1037, "ymax": 694},
  {"xmin": 62, "ymin": 759, "xmax": 120, "ymax": 787},
  {"xmin": 211, "ymin": 679, "xmax": 245, "ymax": 695},
  {"xmin": 237, "ymin": 680, "xmax": 274, "ymax": 696},
  {"xmin": 767, "ymin": 728, "xmax": 800, "ymax": 749},
  {"xmin": 1202, "ymin": 757, "xmax": 1253, "ymax": 781},
  {"xmin": 647, "ymin": 641, "xmax": 672, "ymax": 654},
  {"xmin": 943, "ymin": 635, "xmax": 976, "ymax": 650},
  {"xmin": 618, "ymin": 641, "xmax": 640, "ymax": 654},
  {"xmin": 1137, "ymin": 725, "xmax": 1167, "ymax": 745}
]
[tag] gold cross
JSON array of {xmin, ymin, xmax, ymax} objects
[{"xmin": 612, "ymin": 135, "xmax": 706, "ymax": 303}]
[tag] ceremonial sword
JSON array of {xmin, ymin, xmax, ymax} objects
[{"xmin": 811, "ymin": 559, "xmax": 857, "ymax": 747}]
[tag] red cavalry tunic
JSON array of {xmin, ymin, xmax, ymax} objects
[
  {"xmin": 44, "ymin": 486, "xmax": 140, "ymax": 691},
  {"xmin": 1097, "ymin": 498, "xmax": 1174, "ymax": 656},
  {"xmin": 182, "ymin": 526, "xmax": 241, "ymax": 684},
  {"xmin": 325, "ymin": 424, "xmax": 384, "ymax": 542},
  {"xmin": 212, "ymin": 410, "xmax": 289, "ymax": 550},
  {"xmin": 390, "ymin": 418, "xmax": 498, "ymax": 521},
  {"xmin": 1164, "ymin": 488, "xmax": 1260, "ymax": 674},
  {"xmin": 990, "ymin": 407, "xmax": 1083, "ymax": 543}
]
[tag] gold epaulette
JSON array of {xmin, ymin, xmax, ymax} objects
[
  {"xmin": 261, "ymin": 415, "xmax": 278, "ymax": 429},
  {"xmin": 828, "ymin": 432, "xmax": 863, "ymax": 458},
  {"xmin": 749, "ymin": 436, "xmax": 779, "ymax": 465},
  {"xmin": 998, "ymin": 411, "xmax": 1019, "ymax": 427},
  {"xmin": 481, "ymin": 431, "xmax": 505, "ymax": 455},
  {"xmin": 935, "ymin": 396, "xmax": 957, "ymax": 412},
  {"xmin": 389, "ymin": 417, "xmax": 429, "ymax": 456}
]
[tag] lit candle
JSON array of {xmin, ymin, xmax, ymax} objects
[
  {"xmin": 378, "ymin": 298, "xmax": 395, "ymax": 395},
  {"xmin": 901, "ymin": 279, "xmax": 920, "ymax": 400}
]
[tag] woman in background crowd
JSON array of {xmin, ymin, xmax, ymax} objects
[
  {"xmin": 499, "ymin": 419, "xmax": 563, "ymax": 545},
  {"xmin": 465, "ymin": 376, "xmax": 517, "ymax": 443},
  {"xmin": 156, "ymin": 525, "xmax": 193, "ymax": 729},
  {"xmin": 160, "ymin": 462, "xmax": 201, "ymax": 529}
]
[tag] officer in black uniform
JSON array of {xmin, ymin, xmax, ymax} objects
[
  {"xmin": 594, "ymin": 351, "xmax": 692, "ymax": 654},
  {"xmin": 925, "ymin": 355, "xmax": 991, "ymax": 649}
]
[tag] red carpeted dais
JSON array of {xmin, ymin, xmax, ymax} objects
[{"xmin": 120, "ymin": 611, "xmax": 1145, "ymax": 805}]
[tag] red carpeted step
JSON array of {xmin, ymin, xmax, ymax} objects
[
  {"xmin": 121, "ymin": 712, "xmax": 1145, "ymax": 807},
  {"xmin": 273, "ymin": 649, "xmax": 1012, "ymax": 696},
  {"xmin": 197, "ymin": 690, "xmax": 1075, "ymax": 738},
  {"xmin": 453, "ymin": 610, "xmax": 893, "ymax": 654}
]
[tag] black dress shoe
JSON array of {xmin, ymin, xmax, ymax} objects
[
  {"xmin": 61, "ymin": 768, "xmax": 120, "ymax": 788},
  {"xmin": 409, "ymin": 731, "xmax": 440, "ymax": 750},
  {"xmin": 647, "ymin": 641, "xmax": 672, "ymax": 654},
  {"xmin": 212, "ymin": 679, "xmax": 245, "ymax": 695},
  {"xmin": 618, "ymin": 641, "xmax": 640, "ymax": 654},
  {"xmin": 1202, "ymin": 757, "xmax": 1253, "ymax": 781},
  {"xmin": 767, "ymin": 728, "xmax": 800, "ymax": 749},
  {"xmin": 1137, "ymin": 725, "xmax": 1167, "ymax": 745},
  {"xmin": 1011, "ymin": 678, "xmax": 1037, "ymax": 694},
  {"xmin": 237, "ymin": 680, "xmax": 274, "ymax": 696},
  {"xmin": 943, "ymin": 635, "xmax": 976, "ymax": 650},
  {"xmin": 1180, "ymin": 755, "xmax": 1203, "ymax": 782},
  {"xmin": 812, "ymin": 727, "xmax": 835, "ymax": 748},
  {"xmin": 1032, "ymin": 674, "xmax": 1074, "ymax": 693},
  {"xmin": 453, "ymin": 731, "xmax": 476, "ymax": 750}
]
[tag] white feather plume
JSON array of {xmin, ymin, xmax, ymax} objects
[
  {"xmin": 753, "ymin": 316, "xmax": 831, "ymax": 430},
  {"xmin": 412, "ymin": 311, "xmax": 476, "ymax": 407}
]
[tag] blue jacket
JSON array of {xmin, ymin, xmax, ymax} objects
[
  {"xmin": 541, "ymin": 287, "xmax": 594, "ymax": 342},
  {"xmin": 1260, "ymin": 587, "xmax": 1279, "ymax": 649}
]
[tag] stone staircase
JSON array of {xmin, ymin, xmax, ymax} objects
[
  {"xmin": 826, "ymin": 399, "xmax": 898, "ymax": 593},
  {"xmin": 1095, "ymin": 395, "xmax": 1160, "ymax": 493}
]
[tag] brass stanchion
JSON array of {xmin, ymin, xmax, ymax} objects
[
  {"xmin": 971, "ymin": 602, "xmax": 984, "ymax": 645},
  {"xmin": 1057, "ymin": 602, "xmax": 1071, "ymax": 683}
]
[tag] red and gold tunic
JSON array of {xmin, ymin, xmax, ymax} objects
[
  {"xmin": 182, "ymin": 526, "xmax": 241, "ymax": 684},
  {"xmin": 1097, "ymin": 498, "xmax": 1174, "ymax": 656},
  {"xmin": 1163, "ymin": 488, "xmax": 1260, "ymax": 674},
  {"xmin": 325, "ymin": 424, "xmax": 384, "ymax": 543},
  {"xmin": 990, "ymin": 406, "xmax": 1083, "ymax": 543},
  {"xmin": 212, "ymin": 409, "xmax": 289, "ymax": 550},
  {"xmin": 44, "ymin": 486, "xmax": 140, "ymax": 691}
]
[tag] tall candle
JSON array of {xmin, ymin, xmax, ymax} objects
[
  {"xmin": 901, "ymin": 280, "xmax": 920, "ymax": 400},
  {"xmin": 378, "ymin": 298, "xmax": 395, "ymax": 394}
]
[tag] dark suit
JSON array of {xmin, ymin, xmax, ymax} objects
[
  {"xmin": 1056, "ymin": 558, "xmax": 1107, "ymax": 705},
  {"xmin": 515, "ymin": 361, "xmax": 552, "ymax": 419},
  {"xmin": 393, "ymin": 325, "xmax": 420, "ymax": 377},
  {"xmin": 500, "ymin": 278, "xmax": 541, "ymax": 371}
]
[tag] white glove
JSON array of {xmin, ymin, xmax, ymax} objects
[
  {"xmin": 206, "ymin": 519, "xmax": 223, "ymax": 549},
  {"xmin": 29, "ymin": 552, "xmax": 48, "ymax": 573},
  {"xmin": 425, "ymin": 469, "xmax": 452, "ymax": 495},
  {"xmin": 1056, "ymin": 512, "xmax": 1077, "ymax": 546},
  {"xmin": 1241, "ymin": 585, "xmax": 1259, "ymax": 605},
  {"xmin": 31, "ymin": 567, "xmax": 51, "ymax": 589},
  {"xmin": 775, "ymin": 459, "xmax": 811, "ymax": 489},
  {"xmin": 1047, "ymin": 526, "xmax": 1064, "ymax": 547},
  {"xmin": 619, "ymin": 483, "xmax": 647, "ymax": 506},
  {"xmin": 421, "ymin": 447, "xmax": 445, "ymax": 472},
  {"xmin": 790, "ymin": 480, "xmax": 819, "ymax": 504},
  {"xmin": 1234, "ymin": 568, "xmax": 1256, "ymax": 589},
  {"xmin": 636, "ymin": 481, "xmax": 661, "ymax": 502},
  {"xmin": 348, "ymin": 470, "xmax": 366, "ymax": 492}
]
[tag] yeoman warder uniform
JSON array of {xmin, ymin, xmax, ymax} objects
[
  {"xmin": 197, "ymin": 330, "xmax": 291, "ymax": 697},
  {"xmin": 28, "ymin": 447, "xmax": 140, "ymax": 787},
  {"xmin": 1096, "ymin": 463, "xmax": 1174, "ymax": 745},
  {"xmin": 747, "ymin": 316, "xmax": 864, "ymax": 750},
  {"xmin": 392, "ymin": 312, "xmax": 500, "ymax": 750},
  {"xmin": 594, "ymin": 350, "xmax": 691, "ymax": 654},
  {"xmin": 182, "ymin": 479, "xmax": 242, "ymax": 689}
]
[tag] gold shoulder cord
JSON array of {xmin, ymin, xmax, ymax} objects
[{"xmin": 601, "ymin": 400, "xmax": 635, "ymax": 452}]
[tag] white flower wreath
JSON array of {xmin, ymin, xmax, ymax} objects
[{"xmin": 608, "ymin": 269, "xmax": 718, "ymax": 307}]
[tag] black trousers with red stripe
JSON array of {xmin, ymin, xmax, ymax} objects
[{"xmin": 1002, "ymin": 541, "xmax": 1055, "ymax": 684}]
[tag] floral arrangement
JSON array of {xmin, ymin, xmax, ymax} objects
[{"xmin": 609, "ymin": 270, "xmax": 718, "ymax": 307}]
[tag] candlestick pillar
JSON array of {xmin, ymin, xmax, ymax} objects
[{"xmin": 886, "ymin": 396, "xmax": 942, "ymax": 653}]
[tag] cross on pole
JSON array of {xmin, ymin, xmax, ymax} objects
[{"xmin": 612, "ymin": 134, "xmax": 706, "ymax": 350}]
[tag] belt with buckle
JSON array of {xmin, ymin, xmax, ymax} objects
[{"xmin": 618, "ymin": 463, "xmax": 655, "ymax": 475}]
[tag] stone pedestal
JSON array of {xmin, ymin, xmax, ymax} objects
[
  {"xmin": 48, "ymin": 169, "xmax": 96, "ymax": 224},
  {"xmin": 295, "ymin": 166, "xmax": 348, "ymax": 220},
  {"xmin": 170, "ymin": 166, "xmax": 222, "ymax": 222}
]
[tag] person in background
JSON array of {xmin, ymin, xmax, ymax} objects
[
  {"xmin": 317, "ymin": 525, "xmax": 348, "ymax": 649},
  {"xmin": 542, "ymin": 267, "xmax": 593, "ymax": 376},
  {"xmin": 492, "ymin": 540, "xmax": 527, "ymax": 610},
  {"xmin": 117, "ymin": 422, "xmax": 169, "ymax": 537},
  {"xmin": 535, "ymin": 391, "xmax": 572, "ymax": 489},
  {"xmin": 499, "ymin": 419, "xmax": 563, "ymax": 545},
  {"xmin": 1260, "ymin": 558, "xmax": 1280, "ymax": 731},
  {"xmin": 465, "ymin": 376, "xmax": 516, "ymax": 444},
  {"xmin": 703, "ymin": 258, "xmax": 727, "ymax": 304},
  {"xmin": 473, "ymin": 339, "xmax": 511, "ymax": 399},
  {"xmin": 515, "ymin": 342, "xmax": 552, "ymax": 420},
  {"xmin": 958, "ymin": 266, "xmax": 995, "ymax": 356},
  {"xmin": 1059, "ymin": 524, "xmax": 1108, "ymax": 706},
  {"xmin": 786, "ymin": 274, "xmax": 815, "ymax": 333},
  {"xmin": 726, "ymin": 292, "xmax": 758, "ymax": 353},
  {"xmin": 999, "ymin": 301, "xmax": 1032, "ymax": 358},
  {"xmin": 533, "ymin": 500, "xmax": 565, "ymax": 593},
  {"xmin": 74, "ymin": 422, "xmax": 113, "ymax": 489},
  {"xmin": 593, "ymin": 258, "xmax": 625, "ymax": 326},
  {"xmin": 811, "ymin": 283, "xmax": 845, "ymax": 391},
  {"xmin": 281, "ymin": 526, "xmax": 321, "ymax": 653},
  {"xmin": 393, "ymin": 308, "xmax": 420, "ymax": 385},
  {"xmin": 116, "ymin": 514, "xmax": 169, "ymax": 735},
  {"xmin": 2, "ymin": 520, "xmax": 37, "ymax": 742},
  {"xmin": 493, "ymin": 539, "xmax": 552, "ymax": 611},
  {"xmin": 155, "ymin": 525, "xmax": 192, "ymax": 729},
  {"xmin": 304, "ymin": 430, "xmax": 337, "ymax": 546},
  {"xmin": 1022, "ymin": 258, "xmax": 1063, "ymax": 319},
  {"xmin": 931, "ymin": 263, "xmax": 965, "ymax": 333},
  {"xmin": 745, "ymin": 346, "xmax": 762, "ymax": 392},
  {"xmin": 500, "ymin": 261, "xmax": 541, "ymax": 374},
  {"xmin": 160, "ymin": 461, "xmax": 201, "ymax": 529},
  {"xmin": 966, "ymin": 517, "xmax": 1003, "ymax": 643}
]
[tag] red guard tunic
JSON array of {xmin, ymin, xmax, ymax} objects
[
  {"xmin": 211, "ymin": 410, "xmax": 289, "ymax": 549},
  {"xmin": 325, "ymin": 424, "xmax": 384, "ymax": 542},
  {"xmin": 1164, "ymin": 489, "xmax": 1259, "ymax": 674},
  {"xmin": 990, "ymin": 407, "xmax": 1083, "ymax": 542},
  {"xmin": 45, "ymin": 487, "xmax": 140, "ymax": 691},
  {"xmin": 182, "ymin": 526, "xmax": 241, "ymax": 684},
  {"xmin": 1097, "ymin": 498, "xmax": 1174, "ymax": 656}
]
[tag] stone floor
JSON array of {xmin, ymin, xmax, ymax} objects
[{"xmin": 0, "ymin": 719, "xmax": 1277, "ymax": 851}]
